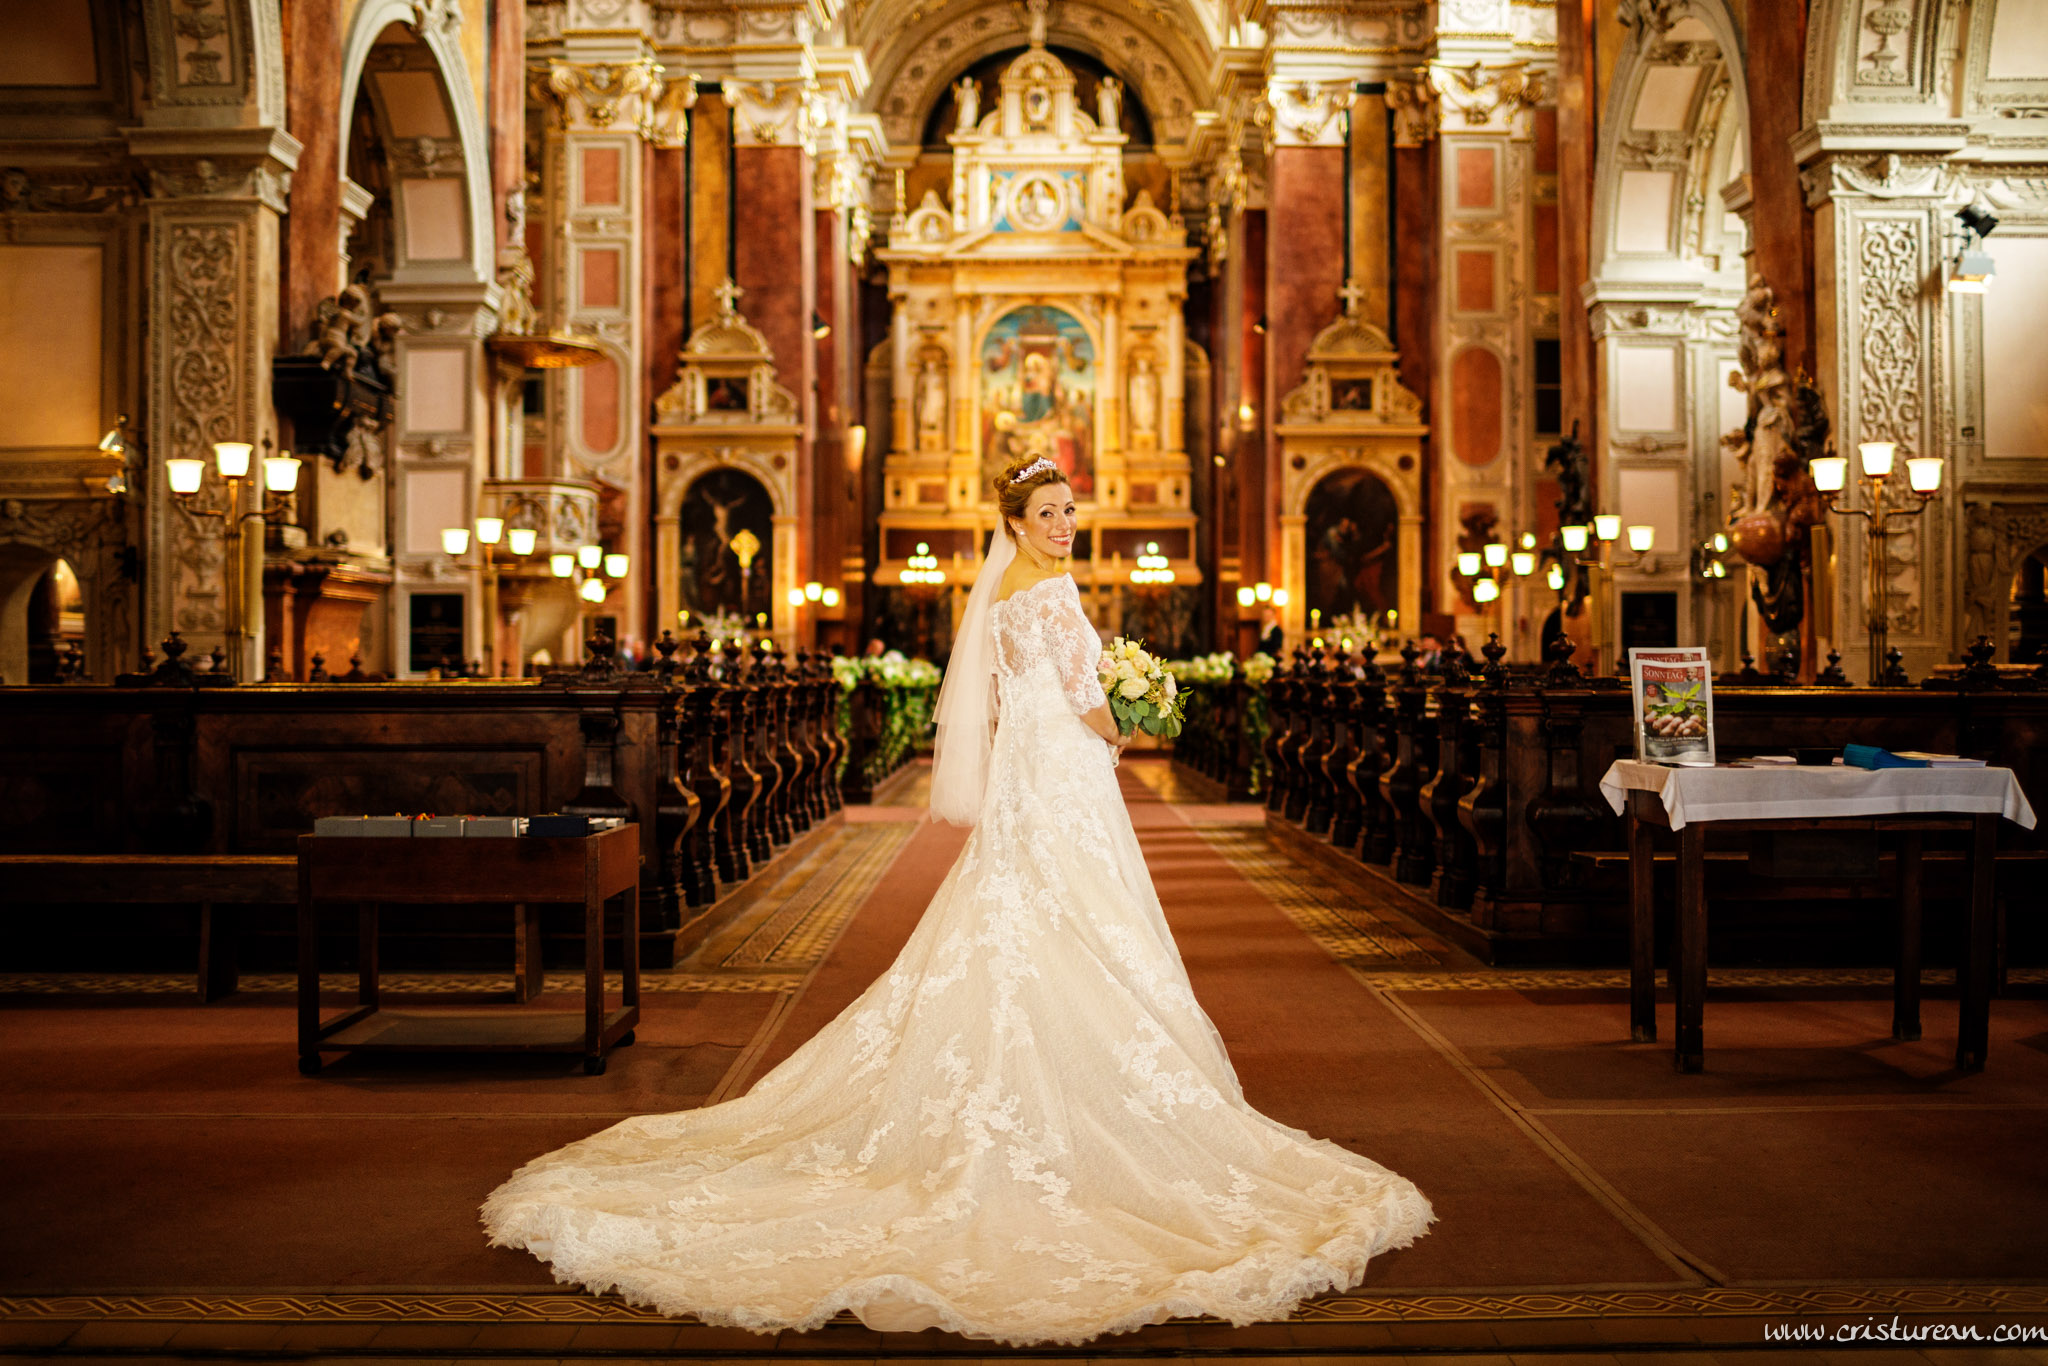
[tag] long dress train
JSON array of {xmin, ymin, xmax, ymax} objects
[{"xmin": 481, "ymin": 572, "xmax": 1434, "ymax": 1345}]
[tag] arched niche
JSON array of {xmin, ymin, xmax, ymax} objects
[
  {"xmin": 338, "ymin": 3, "xmax": 493, "ymax": 286},
  {"xmin": 651, "ymin": 292, "xmax": 802, "ymax": 645},
  {"xmin": 1303, "ymin": 469, "xmax": 1403, "ymax": 633},
  {"xmin": 1275, "ymin": 306, "xmax": 1426, "ymax": 638},
  {"xmin": 1586, "ymin": 0, "xmax": 1751, "ymax": 662}
]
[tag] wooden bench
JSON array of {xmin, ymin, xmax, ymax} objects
[{"xmin": 0, "ymin": 855, "xmax": 297, "ymax": 1001}]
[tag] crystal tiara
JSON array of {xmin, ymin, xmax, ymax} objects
[{"xmin": 1008, "ymin": 456, "xmax": 1059, "ymax": 484}]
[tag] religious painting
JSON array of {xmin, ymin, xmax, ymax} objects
[
  {"xmin": 980, "ymin": 305, "xmax": 1095, "ymax": 498},
  {"xmin": 678, "ymin": 467, "xmax": 775, "ymax": 623},
  {"xmin": 1305, "ymin": 469, "xmax": 1399, "ymax": 621}
]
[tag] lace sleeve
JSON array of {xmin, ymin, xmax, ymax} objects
[{"xmin": 1044, "ymin": 588, "xmax": 1108, "ymax": 715}]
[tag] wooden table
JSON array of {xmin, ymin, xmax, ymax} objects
[
  {"xmin": 296, "ymin": 826, "xmax": 640, "ymax": 1076},
  {"xmin": 1605, "ymin": 762, "xmax": 2037, "ymax": 1075}
]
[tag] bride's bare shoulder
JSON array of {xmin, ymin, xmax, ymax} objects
[{"xmin": 996, "ymin": 560, "xmax": 1065, "ymax": 604}]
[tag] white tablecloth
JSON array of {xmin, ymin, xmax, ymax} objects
[{"xmin": 1598, "ymin": 760, "xmax": 2038, "ymax": 831}]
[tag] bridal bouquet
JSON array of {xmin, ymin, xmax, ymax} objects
[{"xmin": 1097, "ymin": 635, "xmax": 1186, "ymax": 738}]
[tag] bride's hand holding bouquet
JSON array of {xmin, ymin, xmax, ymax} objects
[{"xmin": 1097, "ymin": 636, "xmax": 1187, "ymax": 743}]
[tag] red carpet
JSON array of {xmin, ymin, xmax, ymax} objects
[{"xmin": 3, "ymin": 758, "xmax": 2045, "ymax": 1354}]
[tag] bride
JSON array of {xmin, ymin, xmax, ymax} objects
[{"xmin": 481, "ymin": 453, "xmax": 1434, "ymax": 1346}]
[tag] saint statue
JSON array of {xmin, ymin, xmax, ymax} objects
[
  {"xmin": 915, "ymin": 356, "xmax": 948, "ymax": 444},
  {"xmin": 953, "ymin": 77, "xmax": 980, "ymax": 134},
  {"xmin": 1128, "ymin": 353, "xmax": 1158, "ymax": 439},
  {"xmin": 1096, "ymin": 75, "xmax": 1123, "ymax": 133}
]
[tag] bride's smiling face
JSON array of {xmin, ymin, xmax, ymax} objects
[{"xmin": 1010, "ymin": 483, "xmax": 1076, "ymax": 562}]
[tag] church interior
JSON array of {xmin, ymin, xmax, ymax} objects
[{"xmin": 2, "ymin": 0, "xmax": 2047, "ymax": 1357}]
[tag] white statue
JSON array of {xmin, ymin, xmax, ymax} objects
[
  {"xmin": 915, "ymin": 357, "xmax": 948, "ymax": 442},
  {"xmin": 953, "ymin": 77, "xmax": 980, "ymax": 133},
  {"xmin": 1096, "ymin": 75, "xmax": 1123, "ymax": 133},
  {"xmin": 1128, "ymin": 353, "xmax": 1158, "ymax": 439}
]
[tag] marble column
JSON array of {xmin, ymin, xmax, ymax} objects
[
  {"xmin": 724, "ymin": 78, "xmax": 818, "ymax": 594},
  {"xmin": 1263, "ymin": 81, "xmax": 1352, "ymax": 638},
  {"xmin": 129, "ymin": 126, "xmax": 301, "ymax": 676}
]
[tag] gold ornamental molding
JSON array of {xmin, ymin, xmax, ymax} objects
[{"xmin": 4, "ymin": 1284, "xmax": 2047, "ymax": 1325}]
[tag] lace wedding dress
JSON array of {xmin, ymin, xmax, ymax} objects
[{"xmin": 481, "ymin": 573, "xmax": 1434, "ymax": 1345}]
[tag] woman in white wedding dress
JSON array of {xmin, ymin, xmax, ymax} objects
[{"xmin": 481, "ymin": 454, "xmax": 1434, "ymax": 1346}]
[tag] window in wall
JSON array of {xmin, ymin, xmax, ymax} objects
[{"xmin": 1532, "ymin": 336, "xmax": 1562, "ymax": 438}]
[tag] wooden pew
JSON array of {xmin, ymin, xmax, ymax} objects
[{"xmin": 0, "ymin": 854, "xmax": 296, "ymax": 1000}]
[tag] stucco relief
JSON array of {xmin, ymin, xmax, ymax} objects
[
  {"xmin": 1963, "ymin": 501, "xmax": 2048, "ymax": 657},
  {"xmin": 870, "ymin": 2, "xmax": 1199, "ymax": 146},
  {"xmin": 1854, "ymin": 215, "xmax": 1929, "ymax": 635}
]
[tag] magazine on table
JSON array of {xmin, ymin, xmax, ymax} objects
[{"xmin": 1628, "ymin": 646, "xmax": 1716, "ymax": 767}]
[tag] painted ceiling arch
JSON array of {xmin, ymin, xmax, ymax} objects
[{"xmin": 857, "ymin": 0, "xmax": 1214, "ymax": 149}]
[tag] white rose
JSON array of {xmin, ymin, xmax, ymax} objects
[
  {"xmin": 1131, "ymin": 649, "xmax": 1153, "ymax": 673},
  {"xmin": 1163, "ymin": 673, "xmax": 1177, "ymax": 699},
  {"xmin": 1118, "ymin": 674, "xmax": 1149, "ymax": 700}
]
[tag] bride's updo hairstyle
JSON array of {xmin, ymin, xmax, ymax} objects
[{"xmin": 994, "ymin": 454, "xmax": 1071, "ymax": 543}]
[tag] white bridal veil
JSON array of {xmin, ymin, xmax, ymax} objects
[{"xmin": 927, "ymin": 526, "xmax": 1016, "ymax": 826}]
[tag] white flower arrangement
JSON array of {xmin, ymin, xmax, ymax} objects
[
  {"xmin": 833, "ymin": 650, "xmax": 942, "ymax": 692},
  {"xmin": 1241, "ymin": 651, "xmax": 1278, "ymax": 689},
  {"xmin": 1164, "ymin": 651, "xmax": 1236, "ymax": 687},
  {"xmin": 1095, "ymin": 635, "xmax": 1188, "ymax": 738}
]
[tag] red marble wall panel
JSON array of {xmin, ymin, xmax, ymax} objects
[
  {"xmin": 1556, "ymin": 0, "xmax": 1598, "ymax": 466},
  {"xmin": 1533, "ymin": 204, "xmax": 1559, "ymax": 297},
  {"xmin": 581, "ymin": 146, "xmax": 622, "ymax": 207},
  {"xmin": 580, "ymin": 246, "xmax": 621, "ymax": 310},
  {"xmin": 1454, "ymin": 146, "xmax": 1496, "ymax": 212},
  {"xmin": 1265, "ymin": 148, "xmax": 1345, "ymax": 406},
  {"xmin": 581, "ymin": 358, "xmax": 620, "ymax": 454},
  {"xmin": 282, "ymin": 0, "xmax": 341, "ymax": 349},
  {"xmin": 1748, "ymin": 2, "xmax": 1812, "ymax": 372},
  {"xmin": 1450, "ymin": 347, "xmax": 1503, "ymax": 466},
  {"xmin": 1240, "ymin": 208, "xmax": 1268, "ymax": 585},
  {"xmin": 1455, "ymin": 249, "xmax": 1496, "ymax": 314}
]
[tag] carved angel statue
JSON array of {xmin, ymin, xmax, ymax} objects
[
  {"xmin": 953, "ymin": 77, "xmax": 980, "ymax": 133},
  {"xmin": 1096, "ymin": 75, "xmax": 1123, "ymax": 132},
  {"xmin": 304, "ymin": 284, "xmax": 373, "ymax": 373}
]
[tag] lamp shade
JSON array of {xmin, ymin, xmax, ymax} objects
[
  {"xmin": 550, "ymin": 552, "xmax": 575, "ymax": 577},
  {"xmin": 1546, "ymin": 563, "xmax": 1565, "ymax": 591},
  {"xmin": 441, "ymin": 527, "xmax": 471, "ymax": 556},
  {"xmin": 1511, "ymin": 551, "xmax": 1536, "ymax": 576},
  {"xmin": 475, "ymin": 516, "xmax": 504, "ymax": 545},
  {"xmin": 804, "ymin": 580, "xmax": 823, "ymax": 601},
  {"xmin": 1560, "ymin": 524, "xmax": 1589, "ymax": 554},
  {"xmin": 1626, "ymin": 524, "xmax": 1654, "ymax": 553},
  {"xmin": 166, "ymin": 457, "xmax": 206, "ymax": 495},
  {"xmin": 577, "ymin": 544, "xmax": 603, "ymax": 570},
  {"xmin": 580, "ymin": 576, "xmax": 607, "ymax": 603},
  {"xmin": 1593, "ymin": 514, "xmax": 1621, "ymax": 543},
  {"xmin": 263, "ymin": 453, "xmax": 301, "ymax": 493},
  {"xmin": 1457, "ymin": 551, "xmax": 1483, "ymax": 577},
  {"xmin": 1272, "ymin": 588, "xmax": 1290, "ymax": 606},
  {"xmin": 1482, "ymin": 541, "xmax": 1507, "ymax": 568},
  {"xmin": 1858, "ymin": 442, "xmax": 1896, "ymax": 478},
  {"xmin": 822, "ymin": 587, "xmax": 840, "ymax": 607},
  {"xmin": 1254, "ymin": 582, "xmax": 1272, "ymax": 601},
  {"xmin": 1811, "ymin": 455, "xmax": 1848, "ymax": 492},
  {"xmin": 507, "ymin": 527, "xmax": 538, "ymax": 556},
  {"xmin": 604, "ymin": 552, "xmax": 629, "ymax": 578},
  {"xmin": 1236, "ymin": 586, "xmax": 1256, "ymax": 607},
  {"xmin": 1907, "ymin": 456, "xmax": 1943, "ymax": 492},
  {"xmin": 1473, "ymin": 577, "xmax": 1501, "ymax": 603},
  {"xmin": 787, "ymin": 587, "xmax": 805, "ymax": 606},
  {"xmin": 212, "ymin": 441, "xmax": 253, "ymax": 478}
]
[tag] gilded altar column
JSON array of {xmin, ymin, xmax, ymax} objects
[{"xmin": 129, "ymin": 126, "xmax": 302, "ymax": 677}]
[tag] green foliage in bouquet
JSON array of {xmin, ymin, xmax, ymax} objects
[{"xmin": 1098, "ymin": 635, "xmax": 1188, "ymax": 739}]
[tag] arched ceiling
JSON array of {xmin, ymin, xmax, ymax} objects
[{"xmin": 853, "ymin": 0, "xmax": 1219, "ymax": 151}]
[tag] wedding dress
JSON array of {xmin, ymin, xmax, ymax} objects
[{"xmin": 481, "ymin": 571, "xmax": 1434, "ymax": 1346}]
